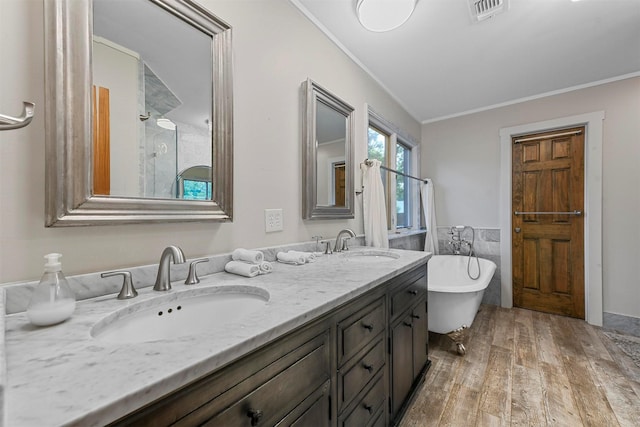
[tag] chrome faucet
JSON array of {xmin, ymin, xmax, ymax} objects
[
  {"xmin": 334, "ymin": 228, "xmax": 356, "ymax": 252},
  {"xmin": 153, "ymin": 246, "xmax": 186, "ymax": 291},
  {"xmin": 447, "ymin": 226, "xmax": 471, "ymax": 255}
]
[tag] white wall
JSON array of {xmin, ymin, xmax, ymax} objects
[
  {"xmin": 93, "ymin": 39, "xmax": 140, "ymax": 197},
  {"xmin": 422, "ymin": 77, "xmax": 640, "ymax": 319},
  {"xmin": 0, "ymin": 0, "xmax": 420, "ymax": 284}
]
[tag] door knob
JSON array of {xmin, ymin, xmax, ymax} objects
[{"xmin": 514, "ymin": 227, "xmax": 521, "ymax": 233}]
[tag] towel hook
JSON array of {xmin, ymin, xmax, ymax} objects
[{"xmin": 0, "ymin": 101, "xmax": 35, "ymax": 131}]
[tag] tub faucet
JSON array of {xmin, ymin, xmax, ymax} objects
[
  {"xmin": 334, "ymin": 228, "xmax": 356, "ymax": 252},
  {"xmin": 153, "ymin": 246, "xmax": 186, "ymax": 291},
  {"xmin": 448, "ymin": 226, "xmax": 472, "ymax": 255}
]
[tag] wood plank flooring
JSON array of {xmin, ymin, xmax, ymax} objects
[{"xmin": 400, "ymin": 305, "xmax": 640, "ymax": 427}]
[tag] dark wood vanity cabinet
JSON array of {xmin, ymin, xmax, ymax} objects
[
  {"xmin": 389, "ymin": 266, "xmax": 429, "ymax": 424},
  {"xmin": 112, "ymin": 319, "xmax": 333, "ymax": 427},
  {"xmin": 112, "ymin": 263, "xmax": 429, "ymax": 427}
]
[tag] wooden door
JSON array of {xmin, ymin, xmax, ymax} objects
[
  {"xmin": 92, "ymin": 85, "xmax": 111, "ymax": 195},
  {"xmin": 334, "ymin": 163, "xmax": 346, "ymax": 206},
  {"xmin": 512, "ymin": 127, "xmax": 585, "ymax": 319}
]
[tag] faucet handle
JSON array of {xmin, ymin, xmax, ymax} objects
[
  {"xmin": 341, "ymin": 237, "xmax": 352, "ymax": 251},
  {"xmin": 101, "ymin": 270, "xmax": 138, "ymax": 300},
  {"xmin": 185, "ymin": 258, "xmax": 209, "ymax": 285},
  {"xmin": 323, "ymin": 241, "xmax": 333, "ymax": 255}
]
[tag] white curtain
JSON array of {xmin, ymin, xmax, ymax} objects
[
  {"xmin": 420, "ymin": 180, "xmax": 439, "ymax": 254},
  {"xmin": 361, "ymin": 160, "xmax": 389, "ymax": 248}
]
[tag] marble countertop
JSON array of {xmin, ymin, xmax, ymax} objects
[{"xmin": 4, "ymin": 248, "xmax": 430, "ymax": 426}]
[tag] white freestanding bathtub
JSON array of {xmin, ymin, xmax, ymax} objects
[{"xmin": 427, "ymin": 255, "xmax": 497, "ymax": 335}]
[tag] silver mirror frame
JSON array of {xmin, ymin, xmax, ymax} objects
[
  {"xmin": 302, "ymin": 79, "xmax": 355, "ymax": 220},
  {"xmin": 44, "ymin": 0, "xmax": 233, "ymax": 226}
]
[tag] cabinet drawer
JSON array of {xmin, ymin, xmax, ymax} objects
[
  {"xmin": 340, "ymin": 373, "xmax": 385, "ymax": 427},
  {"xmin": 338, "ymin": 337, "xmax": 385, "ymax": 412},
  {"xmin": 337, "ymin": 297, "xmax": 385, "ymax": 365},
  {"xmin": 173, "ymin": 330, "xmax": 330, "ymax": 426},
  {"xmin": 276, "ymin": 380, "xmax": 331, "ymax": 427},
  {"xmin": 390, "ymin": 272, "xmax": 427, "ymax": 319}
]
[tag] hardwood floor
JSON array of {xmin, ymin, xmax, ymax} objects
[{"xmin": 400, "ymin": 304, "xmax": 640, "ymax": 427}]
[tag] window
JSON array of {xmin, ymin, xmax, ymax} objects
[
  {"xmin": 367, "ymin": 109, "xmax": 419, "ymax": 231},
  {"xmin": 182, "ymin": 180, "xmax": 212, "ymax": 200}
]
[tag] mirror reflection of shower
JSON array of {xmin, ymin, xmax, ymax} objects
[{"xmin": 144, "ymin": 116, "xmax": 178, "ymax": 199}]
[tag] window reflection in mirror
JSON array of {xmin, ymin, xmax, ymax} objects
[
  {"xmin": 92, "ymin": 0, "xmax": 212, "ymax": 200},
  {"xmin": 177, "ymin": 165, "xmax": 212, "ymax": 200}
]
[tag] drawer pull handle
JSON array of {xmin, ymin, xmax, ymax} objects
[
  {"xmin": 362, "ymin": 363, "xmax": 374, "ymax": 373},
  {"xmin": 247, "ymin": 408, "xmax": 263, "ymax": 426},
  {"xmin": 363, "ymin": 403, "xmax": 373, "ymax": 414},
  {"xmin": 408, "ymin": 290, "xmax": 418, "ymax": 296},
  {"xmin": 362, "ymin": 323, "xmax": 374, "ymax": 331},
  {"xmin": 403, "ymin": 321, "xmax": 413, "ymax": 328},
  {"xmin": 411, "ymin": 314, "xmax": 421, "ymax": 319}
]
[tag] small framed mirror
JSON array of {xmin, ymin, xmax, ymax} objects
[
  {"xmin": 302, "ymin": 79, "xmax": 355, "ymax": 219},
  {"xmin": 44, "ymin": 0, "xmax": 233, "ymax": 226}
]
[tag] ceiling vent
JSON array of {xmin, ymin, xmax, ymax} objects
[{"xmin": 468, "ymin": 0, "xmax": 508, "ymax": 22}]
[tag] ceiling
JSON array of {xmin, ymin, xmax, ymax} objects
[
  {"xmin": 94, "ymin": 0, "xmax": 212, "ymax": 130},
  {"xmin": 292, "ymin": 0, "xmax": 640, "ymax": 123}
]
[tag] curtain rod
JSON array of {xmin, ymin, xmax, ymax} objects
[{"xmin": 363, "ymin": 159, "xmax": 429, "ymax": 183}]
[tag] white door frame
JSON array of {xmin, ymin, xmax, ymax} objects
[{"xmin": 499, "ymin": 111, "xmax": 605, "ymax": 326}]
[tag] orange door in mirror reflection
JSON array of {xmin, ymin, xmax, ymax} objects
[
  {"xmin": 92, "ymin": 85, "xmax": 110, "ymax": 196},
  {"xmin": 334, "ymin": 162, "xmax": 345, "ymax": 206}
]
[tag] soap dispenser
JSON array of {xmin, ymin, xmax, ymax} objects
[{"xmin": 26, "ymin": 253, "xmax": 76, "ymax": 326}]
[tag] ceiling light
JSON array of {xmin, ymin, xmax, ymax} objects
[
  {"xmin": 156, "ymin": 118, "xmax": 176, "ymax": 131},
  {"xmin": 356, "ymin": 0, "xmax": 417, "ymax": 32}
]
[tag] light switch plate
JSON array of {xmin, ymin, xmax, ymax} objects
[{"xmin": 265, "ymin": 209, "xmax": 283, "ymax": 232}]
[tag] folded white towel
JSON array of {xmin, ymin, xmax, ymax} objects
[
  {"xmin": 232, "ymin": 248, "xmax": 264, "ymax": 264},
  {"xmin": 259, "ymin": 261, "xmax": 273, "ymax": 274},
  {"xmin": 288, "ymin": 250, "xmax": 317, "ymax": 263},
  {"xmin": 225, "ymin": 261, "xmax": 260, "ymax": 278},
  {"xmin": 276, "ymin": 252, "xmax": 306, "ymax": 265}
]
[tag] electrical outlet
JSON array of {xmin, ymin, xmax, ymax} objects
[{"xmin": 265, "ymin": 209, "xmax": 283, "ymax": 232}]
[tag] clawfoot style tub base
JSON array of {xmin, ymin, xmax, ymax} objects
[
  {"xmin": 428, "ymin": 255, "xmax": 497, "ymax": 357},
  {"xmin": 445, "ymin": 325, "xmax": 468, "ymax": 356}
]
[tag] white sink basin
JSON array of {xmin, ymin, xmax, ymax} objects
[
  {"xmin": 342, "ymin": 250, "xmax": 400, "ymax": 262},
  {"xmin": 91, "ymin": 286, "xmax": 269, "ymax": 344}
]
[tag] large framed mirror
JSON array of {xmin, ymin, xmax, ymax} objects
[
  {"xmin": 44, "ymin": 0, "xmax": 233, "ymax": 226},
  {"xmin": 302, "ymin": 79, "xmax": 355, "ymax": 220}
]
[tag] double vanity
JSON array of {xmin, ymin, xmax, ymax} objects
[{"xmin": 4, "ymin": 247, "xmax": 431, "ymax": 426}]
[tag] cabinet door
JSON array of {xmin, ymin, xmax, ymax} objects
[
  {"xmin": 390, "ymin": 315, "xmax": 414, "ymax": 416},
  {"xmin": 412, "ymin": 300, "xmax": 429, "ymax": 379}
]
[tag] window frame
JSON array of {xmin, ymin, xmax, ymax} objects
[{"xmin": 367, "ymin": 107, "xmax": 420, "ymax": 233}]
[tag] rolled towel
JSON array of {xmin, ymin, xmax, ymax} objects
[
  {"xmin": 259, "ymin": 261, "xmax": 273, "ymax": 274},
  {"xmin": 225, "ymin": 261, "xmax": 260, "ymax": 278},
  {"xmin": 276, "ymin": 252, "xmax": 306, "ymax": 265},
  {"xmin": 232, "ymin": 248, "xmax": 264, "ymax": 264},
  {"xmin": 288, "ymin": 250, "xmax": 317, "ymax": 263}
]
